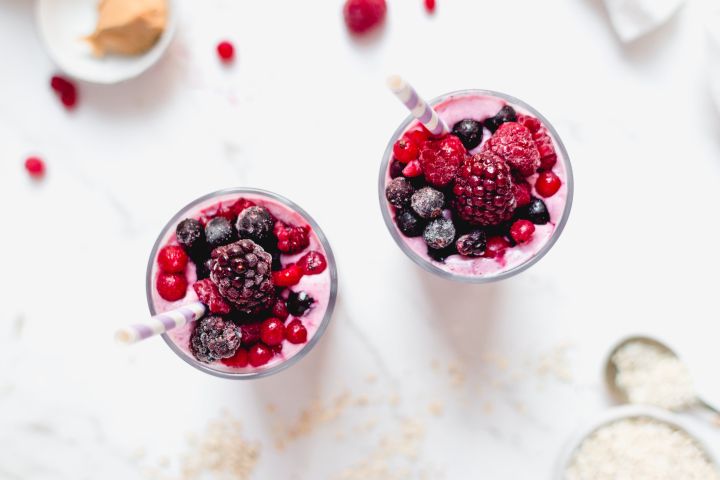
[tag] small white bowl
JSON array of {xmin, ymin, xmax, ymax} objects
[
  {"xmin": 35, "ymin": 0, "xmax": 177, "ymax": 84},
  {"xmin": 554, "ymin": 405, "xmax": 719, "ymax": 480}
]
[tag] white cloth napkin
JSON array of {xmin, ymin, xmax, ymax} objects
[{"xmin": 603, "ymin": 0, "xmax": 685, "ymax": 42}]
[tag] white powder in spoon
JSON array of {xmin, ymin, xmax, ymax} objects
[
  {"xmin": 566, "ymin": 417, "xmax": 720, "ymax": 480},
  {"xmin": 612, "ymin": 340, "xmax": 697, "ymax": 410}
]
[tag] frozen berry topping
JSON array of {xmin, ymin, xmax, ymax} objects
[
  {"xmin": 513, "ymin": 181, "xmax": 532, "ymax": 208},
  {"xmin": 221, "ymin": 348, "xmax": 248, "ymax": 368},
  {"xmin": 452, "ymin": 119, "xmax": 483, "ymax": 150},
  {"xmin": 343, "ymin": 0, "xmax": 387, "ymax": 34},
  {"xmin": 523, "ymin": 198, "xmax": 550, "ymax": 225},
  {"xmin": 423, "ymin": 218, "xmax": 456, "ymax": 250},
  {"xmin": 287, "ymin": 291, "xmax": 314, "ymax": 316},
  {"xmin": 193, "ymin": 279, "xmax": 232, "ymax": 314},
  {"xmin": 402, "ymin": 160, "xmax": 423, "ymax": 178},
  {"xmin": 510, "ymin": 219, "xmax": 536, "ymax": 244},
  {"xmin": 385, "ymin": 177, "xmax": 414, "ymax": 208},
  {"xmin": 271, "ymin": 298, "xmax": 290, "ymax": 321},
  {"xmin": 274, "ymin": 222, "xmax": 310, "ymax": 254},
  {"xmin": 205, "ymin": 217, "xmax": 236, "ymax": 248},
  {"xmin": 156, "ymin": 272, "xmax": 187, "ymax": 301},
  {"xmin": 190, "ymin": 316, "xmax": 241, "ymax": 363},
  {"xmin": 419, "ymin": 135, "xmax": 466, "ymax": 187},
  {"xmin": 484, "ymin": 105, "xmax": 517, "ymax": 133},
  {"xmin": 248, "ymin": 343, "xmax": 273, "ymax": 367},
  {"xmin": 411, "ymin": 187, "xmax": 444, "ymax": 219},
  {"xmin": 535, "ymin": 170, "xmax": 562, "ymax": 198},
  {"xmin": 482, "ymin": 235, "xmax": 510, "ymax": 259},
  {"xmin": 483, "ymin": 122, "xmax": 540, "ymax": 177},
  {"xmin": 453, "ymin": 151, "xmax": 516, "ymax": 226},
  {"xmin": 395, "ymin": 209, "xmax": 425, "ymax": 237},
  {"xmin": 286, "ymin": 319, "xmax": 308, "ymax": 344},
  {"xmin": 176, "ymin": 219, "xmax": 207, "ymax": 254},
  {"xmin": 298, "ymin": 251, "xmax": 328, "ymax": 275},
  {"xmin": 236, "ymin": 206, "xmax": 274, "ymax": 244},
  {"xmin": 260, "ymin": 318, "xmax": 285, "ymax": 346},
  {"xmin": 272, "ymin": 264, "xmax": 304, "ymax": 287},
  {"xmin": 518, "ymin": 114, "xmax": 557, "ymax": 170},
  {"xmin": 158, "ymin": 245, "xmax": 189, "ymax": 273},
  {"xmin": 456, "ymin": 230, "xmax": 487, "ymax": 257},
  {"xmin": 393, "ymin": 137, "xmax": 420, "ymax": 163}
]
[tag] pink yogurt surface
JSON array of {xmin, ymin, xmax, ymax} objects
[
  {"xmin": 149, "ymin": 193, "xmax": 332, "ymax": 374},
  {"xmin": 385, "ymin": 93, "xmax": 570, "ymax": 278}
]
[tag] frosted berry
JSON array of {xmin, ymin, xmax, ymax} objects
[
  {"xmin": 482, "ymin": 236, "xmax": 510, "ymax": 259},
  {"xmin": 402, "ymin": 160, "xmax": 423, "ymax": 177},
  {"xmin": 484, "ymin": 105, "xmax": 517, "ymax": 133},
  {"xmin": 205, "ymin": 217, "xmax": 235, "ymax": 248},
  {"xmin": 419, "ymin": 135, "xmax": 465, "ymax": 187},
  {"xmin": 158, "ymin": 245, "xmax": 189, "ymax": 273},
  {"xmin": 343, "ymin": 0, "xmax": 387, "ymax": 34},
  {"xmin": 395, "ymin": 209, "xmax": 424, "ymax": 237},
  {"xmin": 483, "ymin": 122, "xmax": 540, "ymax": 177},
  {"xmin": 518, "ymin": 114, "xmax": 557, "ymax": 170},
  {"xmin": 535, "ymin": 171, "xmax": 561, "ymax": 198},
  {"xmin": 24, "ymin": 157, "xmax": 46, "ymax": 178},
  {"xmin": 272, "ymin": 264, "xmax": 304, "ymax": 287},
  {"xmin": 393, "ymin": 138, "xmax": 419, "ymax": 163},
  {"xmin": 423, "ymin": 218, "xmax": 456, "ymax": 250},
  {"xmin": 193, "ymin": 279, "xmax": 232, "ymax": 314},
  {"xmin": 510, "ymin": 219, "xmax": 535, "ymax": 243},
  {"xmin": 456, "ymin": 230, "xmax": 487, "ymax": 257},
  {"xmin": 216, "ymin": 41, "xmax": 235, "ymax": 62},
  {"xmin": 236, "ymin": 206, "xmax": 274, "ymax": 243},
  {"xmin": 274, "ymin": 222, "xmax": 310, "ymax": 254},
  {"xmin": 176, "ymin": 219, "xmax": 207, "ymax": 254},
  {"xmin": 221, "ymin": 348, "xmax": 248, "ymax": 368},
  {"xmin": 410, "ymin": 187, "xmax": 444, "ymax": 219},
  {"xmin": 298, "ymin": 251, "xmax": 327, "ymax": 275},
  {"xmin": 453, "ymin": 151, "xmax": 516, "ymax": 226},
  {"xmin": 513, "ymin": 181, "xmax": 532, "ymax": 208},
  {"xmin": 286, "ymin": 319, "xmax": 308, "ymax": 344},
  {"xmin": 524, "ymin": 197, "xmax": 550, "ymax": 225},
  {"xmin": 240, "ymin": 323, "xmax": 261, "ymax": 347},
  {"xmin": 385, "ymin": 177, "xmax": 414, "ymax": 208},
  {"xmin": 260, "ymin": 318, "xmax": 285, "ymax": 346},
  {"xmin": 156, "ymin": 272, "xmax": 187, "ymax": 301},
  {"xmin": 248, "ymin": 343, "xmax": 273, "ymax": 367},
  {"xmin": 287, "ymin": 291, "xmax": 314, "ymax": 316},
  {"xmin": 190, "ymin": 316, "xmax": 241, "ymax": 363},
  {"xmin": 452, "ymin": 119, "xmax": 483, "ymax": 150}
]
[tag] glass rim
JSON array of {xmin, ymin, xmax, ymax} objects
[
  {"xmin": 145, "ymin": 187, "xmax": 339, "ymax": 380},
  {"xmin": 378, "ymin": 88, "xmax": 575, "ymax": 283}
]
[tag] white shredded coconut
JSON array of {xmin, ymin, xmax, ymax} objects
[
  {"xmin": 566, "ymin": 417, "xmax": 720, "ymax": 480},
  {"xmin": 612, "ymin": 340, "xmax": 697, "ymax": 410}
]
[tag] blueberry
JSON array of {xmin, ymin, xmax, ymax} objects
[
  {"xmin": 205, "ymin": 217, "xmax": 236, "ymax": 248},
  {"xmin": 385, "ymin": 177, "xmax": 414, "ymax": 208},
  {"xmin": 287, "ymin": 291, "xmax": 314, "ymax": 316},
  {"xmin": 427, "ymin": 243, "xmax": 458, "ymax": 262},
  {"xmin": 524, "ymin": 197, "xmax": 550, "ymax": 225},
  {"xmin": 452, "ymin": 119, "xmax": 484, "ymax": 150},
  {"xmin": 395, "ymin": 209, "xmax": 425, "ymax": 237},
  {"xmin": 484, "ymin": 106, "xmax": 517, "ymax": 133},
  {"xmin": 411, "ymin": 187, "xmax": 444, "ymax": 219},
  {"xmin": 176, "ymin": 218, "xmax": 206, "ymax": 252},
  {"xmin": 389, "ymin": 159, "xmax": 405, "ymax": 179},
  {"xmin": 423, "ymin": 218, "xmax": 456, "ymax": 250},
  {"xmin": 236, "ymin": 206, "xmax": 274, "ymax": 243},
  {"xmin": 456, "ymin": 230, "xmax": 487, "ymax": 257}
]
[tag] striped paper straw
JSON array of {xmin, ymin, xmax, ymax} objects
[
  {"xmin": 115, "ymin": 301, "xmax": 206, "ymax": 345},
  {"xmin": 387, "ymin": 75, "xmax": 449, "ymax": 136}
]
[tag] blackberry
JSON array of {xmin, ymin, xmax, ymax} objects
[
  {"xmin": 423, "ymin": 218, "xmax": 456, "ymax": 250},
  {"xmin": 205, "ymin": 217, "xmax": 236, "ymax": 248},
  {"xmin": 523, "ymin": 197, "xmax": 550, "ymax": 225},
  {"xmin": 411, "ymin": 187, "xmax": 444, "ymax": 219},
  {"xmin": 287, "ymin": 291, "xmax": 314, "ymax": 316},
  {"xmin": 190, "ymin": 316, "xmax": 242, "ymax": 363},
  {"xmin": 484, "ymin": 105, "xmax": 517, "ymax": 133},
  {"xmin": 176, "ymin": 218, "xmax": 206, "ymax": 253},
  {"xmin": 395, "ymin": 209, "xmax": 424, "ymax": 237},
  {"xmin": 209, "ymin": 239, "xmax": 275, "ymax": 314},
  {"xmin": 456, "ymin": 230, "xmax": 487, "ymax": 257},
  {"xmin": 452, "ymin": 119, "xmax": 484, "ymax": 150},
  {"xmin": 236, "ymin": 206, "xmax": 274, "ymax": 243},
  {"xmin": 385, "ymin": 177, "xmax": 414, "ymax": 208},
  {"xmin": 453, "ymin": 152, "xmax": 517, "ymax": 226}
]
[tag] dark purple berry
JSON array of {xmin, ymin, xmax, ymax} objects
[
  {"xmin": 423, "ymin": 218, "xmax": 456, "ymax": 250},
  {"xmin": 287, "ymin": 291, "xmax": 314, "ymax": 316},
  {"xmin": 411, "ymin": 187, "xmax": 444, "ymax": 219},
  {"xmin": 385, "ymin": 177, "xmax": 414, "ymax": 208},
  {"xmin": 190, "ymin": 316, "xmax": 241, "ymax": 363},
  {"xmin": 427, "ymin": 243, "xmax": 458, "ymax": 262},
  {"xmin": 456, "ymin": 230, "xmax": 487, "ymax": 257},
  {"xmin": 389, "ymin": 159, "xmax": 405, "ymax": 179},
  {"xmin": 204, "ymin": 217, "xmax": 236, "ymax": 248},
  {"xmin": 452, "ymin": 119, "xmax": 484, "ymax": 150},
  {"xmin": 176, "ymin": 218, "xmax": 206, "ymax": 253},
  {"xmin": 236, "ymin": 206, "xmax": 274, "ymax": 243},
  {"xmin": 484, "ymin": 105, "xmax": 517, "ymax": 133},
  {"xmin": 523, "ymin": 197, "xmax": 550, "ymax": 225},
  {"xmin": 395, "ymin": 209, "xmax": 424, "ymax": 237}
]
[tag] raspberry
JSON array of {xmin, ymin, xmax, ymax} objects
[
  {"xmin": 248, "ymin": 343, "xmax": 273, "ymax": 367},
  {"xmin": 272, "ymin": 264, "xmax": 304, "ymax": 287},
  {"xmin": 452, "ymin": 152, "xmax": 517, "ymax": 226},
  {"xmin": 221, "ymin": 348, "xmax": 248, "ymax": 368},
  {"xmin": 343, "ymin": 0, "xmax": 387, "ymax": 34},
  {"xmin": 482, "ymin": 236, "xmax": 510, "ymax": 259},
  {"xmin": 393, "ymin": 138, "xmax": 419, "ymax": 163},
  {"xmin": 216, "ymin": 41, "xmax": 235, "ymax": 62},
  {"xmin": 518, "ymin": 114, "xmax": 557, "ymax": 170},
  {"xmin": 385, "ymin": 177, "xmax": 414, "ymax": 208},
  {"xmin": 483, "ymin": 122, "xmax": 540, "ymax": 177},
  {"xmin": 190, "ymin": 316, "xmax": 241, "ymax": 363},
  {"xmin": 274, "ymin": 222, "xmax": 310, "ymax": 254},
  {"xmin": 419, "ymin": 135, "xmax": 466, "ymax": 187},
  {"xmin": 239, "ymin": 323, "xmax": 261, "ymax": 347},
  {"xmin": 411, "ymin": 187, "xmax": 444, "ymax": 219},
  {"xmin": 287, "ymin": 291, "xmax": 314, "ymax": 316},
  {"xmin": 236, "ymin": 206, "xmax": 274, "ymax": 244},
  {"xmin": 456, "ymin": 230, "xmax": 487, "ymax": 257},
  {"xmin": 535, "ymin": 171, "xmax": 562, "ymax": 198},
  {"xmin": 229, "ymin": 198, "xmax": 256, "ymax": 218},
  {"xmin": 405, "ymin": 126, "xmax": 431, "ymax": 145},
  {"xmin": 298, "ymin": 251, "xmax": 327, "ymax": 275},
  {"xmin": 260, "ymin": 318, "xmax": 285, "ymax": 346},
  {"xmin": 513, "ymin": 181, "xmax": 532, "ymax": 208},
  {"xmin": 158, "ymin": 245, "xmax": 189, "ymax": 273},
  {"xmin": 424, "ymin": 0, "xmax": 436, "ymax": 13},
  {"xmin": 286, "ymin": 319, "xmax": 308, "ymax": 344},
  {"xmin": 516, "ymin": 114, "xmax": 541, "ymax": 133},
  {"xmin": 510, "ymin": 219, "xmax": 535, "ymax": 243},
  {"xmin": 402, "ymin": 160, "xmax": 423, "ymax": 177},
  {"xmin": 193, "ymin": 279, "xmax": 232, "ymax": 314},
  {"xmin": 24, "ymin": 157, "xmax": 45, "ymax": 178},
  {"xmin": 156, "ymin": 272, "xmax": 187, "ymax": 301},
  {"xmin": 50, "ymin": 75, "xmax": 78, "ymax": 110},
  {"xmin": 271, "ymin": 298, "xmax": 289, "ymax": 321},
  {"xmin": 209, "ymin": 240, "xmax": 275, "ymax": 314}
]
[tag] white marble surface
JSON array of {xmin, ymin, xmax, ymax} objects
[{"xmin": 1, "ymin": 0, "xmax": 720, "ymax": 478}]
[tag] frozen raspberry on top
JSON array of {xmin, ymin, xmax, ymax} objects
[
  {"xmin": 193, "ymin": 279, "xmax": 232, "ymax": 314},
  {"xmin": 483, "ymin": 122, "xmax": 540, "ymax": 177},
  {"xmin": 513, "ymin": 182, "xmax": 532, "ymax": 208},
  {"xmin": 518, "ymin": 114, "xmax": 557, "ymax": 170},
  {"xmin": 298, "ymin": 251, "xmax": 328, "ymax": 275},
  {"xmin": 274, "ymin": 222, "xmax": 310, "ymax": 254},
  {"xmin": 419, "ymin": 135, "xmax": 466, "ymax": 187},
  {"xmin": 343, "ymin": 0, "xmax": 387, "ymax": 34}
]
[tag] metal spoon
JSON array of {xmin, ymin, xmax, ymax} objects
[{"xmin": 605, "ymin": 335, "xmax": 720, "ymax": 418}]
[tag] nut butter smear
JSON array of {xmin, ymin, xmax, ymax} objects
[{"xmin": 85, "ymin": 0, "xmax": 168, "ymax": 56}]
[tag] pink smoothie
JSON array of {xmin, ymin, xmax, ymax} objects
[
  {"xmin": 383, "ymin": 92, "xmax": 571, "ymax": 279},
  {"xmin": 149, "ymin": 192, "xmax": 333, "ymax": 374}
]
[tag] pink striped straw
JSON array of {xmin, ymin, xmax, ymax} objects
[
  {"xmin": 387, "ymin": 75, "xmax": 449, "ymax": 136},
  {"xmin": 115, "ymin": 301, "xmax": 206, "ymax": 344}
]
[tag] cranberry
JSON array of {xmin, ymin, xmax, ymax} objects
[
  {"xmin": 248, "ymin": 343, "xmax": 273, "ymax": 367},
  {"xmin": 286, "ymin": 319, "xmax": 308, "ymax": 344},
  {"xmin": 482, "ymin": 236, "xmax": 510, "ymax": 259},
  {"xmin": 156, "ymin": 272, "xmax": 187, "ymax": 301},
  {"xmin": 510, "ymin": 219, "xmax": 536, "ymax": 244},
  {"xmin": 298, "ymin": 251, "xmax": 327, "ymax": 275},
  {"xmin": 157, "ymin": 245, "xmax": 188, "ymax": 273},
  {"xmin": 260, "ymin": 318, "xmax": 285, "ymax": 346},
  {"xmin": 272, "ymin": 264, "xmax": 304, "ymax": 287},
  {"xmin": 343, "ymin": 0, "xmax": 387, "ymax": 34},
  {"xmin": 221, "ymin": 348, "xmax": 249, "ymax": 368},
  {"xmin": 24, "ymin": 157, "xmax": 45, "ymax": 178},
  {"xmin": 393, "ymin": 138, "xmax": 419, "ymax": 163},
  {"xmin": 216, "ymin": 41, "xmax": 235, "ymax": 62},
  {"xmin": 424, "ymin": 0, "xmax": 436, "ymax": 13},
  {"xmin": 50, "ymin": 75, "xmax": 78, "ymax": 110},
  {"xmin": 535, "ymin": 171, "xmax": 561, "ymax": 197},
  {"xmin": 402, "ymin": 160, "xmax": 423, "ymax": 177},
  {"xmin": 271, "ymin": 298, "xmax": 289, "ymax": 321}
]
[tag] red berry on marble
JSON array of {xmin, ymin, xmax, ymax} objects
[
  {"xmin": 216, "ymin": 41, "xmax": 235, "ymax": 62},
  {"xmin": 157, "ymin": 245, "xmax": 189, "ymax": 273},
  {"xmin": 343, "ymin": 0, "xmax": 387, "ymax": 34},
  {"xmin": 402, "ymin": 160, "xmax": 423, "ymax": 177},
  {"xmin": 156, "ymin": 272, "xmax": 187, "ymax": 301},
  {"xmin": 24, "ymin": 157, "xmax": 45, "ymax": 178},
  {"xmin": 50, "ymin": 75, "xmax": 78, "ymax": 109},
  {"xmin": 249, "ymin": 343, "xmax": 273, "ymax": 367},
  {"xmin": 535, "ymin": 170, "xmax": 562, "ymax": 198},
  {"xmin": 298, "ymin": 251, "xmax": 327, "ymax": 275},
  {"xmin": 260, "ymin": 318, "xmax": 285, "ymax": 346},
  {"xmin": 424, "ymin": 0, "xmax": 436, "ymax": 13},
  {"xmin": 286, "ymin": 319, "xmax": 308, "ymax": 344},
  {"xmin": 271, "ymin": 298, "xmax": 289, "ymax": 321},
  {"xmin": 272, "ymin": 264, "xmax": 304, "ymax": 287},
  {"xmin": 221, "ymin": 348, "xmax": 249, "ymax": 368},
  {"xmin": 393, "ymin": 138, "xmax": 419, "ymax": 163},
  {"xmin": 482, "ymin": 236, "xmax": 510, "ymax": 259},
  {"xmin": 510, "ymin": 219, "xmax": 535, "ymax": 244}
]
